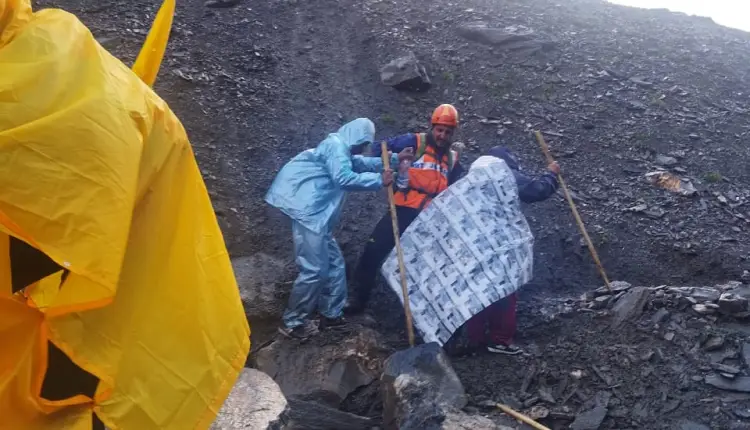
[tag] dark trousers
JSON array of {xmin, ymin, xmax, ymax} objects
[
  {"xmin": 352, "ymin": 206, "xmax": 421, "ymax": 305},
  {"xmin": 466, "ymin": 293, "xmax": 518, "ymax": 346}
]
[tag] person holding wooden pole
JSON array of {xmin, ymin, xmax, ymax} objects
[{"xmin": 346, "ymin": 104, "xmax": 464, "ymax": 314}]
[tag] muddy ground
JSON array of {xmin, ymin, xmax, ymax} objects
[{"xmin": 34, "ymin": 0, "xmax": 750, "ymax": 428}]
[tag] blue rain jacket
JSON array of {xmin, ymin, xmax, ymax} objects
[{"xmin": 266, "ymin": 118, "xmax": 397, "ymax": 234}]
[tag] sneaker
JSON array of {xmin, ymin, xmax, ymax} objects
[
  {"xmin": 277, "ymin": 323, "xmax": 318, "ymax": 340},
  {"xmin": 487, "ymin": 343, "xmax": 522, "ymax": 355},
  {"xmin": 319, "ymin": 316, "xmax": 347, "ymax": 330}
]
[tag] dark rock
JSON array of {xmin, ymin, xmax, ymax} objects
[
  {"xmin": 381, "ymin": 343, "xmax": 468, "ymax": 430},
  {"xmin": 255, "ymin": 327, "xmax": 389, "ymax": 406},
  {"xmin": 233, "ymin": 253, "xmax": 293, "ymax": 321},
  {"xmin": 703, "ymin": 335, "xmax": 725, "ymax": 352},
  {"xmin": 610, "ymin": 287, "xmax": 650, "ymax": 329},
  {"xmin": 380, "ymin": 53, "xmax": 431, "ymax": 92},
  {"xmin": 741, "ymin": 343, "xmax": 750, "ymax": 367},
  {"xmin": 718, "ymin": 293, "xmax": 748, "ymax": 315},
  {"xmin": 705, "ymin": 375, "xmax": 750, "ymax": 393},
  {"xmin": 678, "ymin": 420, "xmax": 710, "ymax": 430},
  {"xmin": 456, "ymin": 22, "xmax": 555, "ymax": 53},
  {"xmin": 211, "ymin": 368, "xmax": 289, "ymax": 430},
  {"xmin": 570, "ymin": 391, "xmax": 610, "ymax": 430},
  {"xmin": 655, "ymin": 155, "xmax": 678, "ymax": 166},
  {"xmin": 205, "ymin": 0, "xmax": 241, "ymax": 8},
  {"xmin": 285, "ymin": 397, "xmax": 376, "ymax": 430}
]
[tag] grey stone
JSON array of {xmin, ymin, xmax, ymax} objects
[
  {"xmin": 380, "ymin": 53, "xmax": 431, "ymax": 92},
  {"xmin": 232, "ymin": 253, "xmax": 293, "ymax": 321},
  {"xmin": 705, "ymin": 375, "xmax": 750, "ymax": 393},
  {"xmin": 655, "ymin": 155, "xmax": 678, "ymax": 166},
  {"xmin": 741, "ymin": 343, "xmax": 750, "ymax": 367},
  {"xmin": 703, "ymin": 335, "xmax": 725, "ymax": 351},
  {"xmin": 456, "ymin": 22, "xmax": 555, "ymax": 53},
  {"xmin": 382, "ymin": 343, "xmax": 467, "ymax": 430},
  {"xmin": 570, "ymin": 391, "xmax": 611, "ymax": 430},
  {"xmin": 610, "ymin": 287, "xmax": 650, "ymax": 329},
  {"xmin": 678, "ymin": 420, "xmax": 710, "ymax": 430},
  {"xmin": 211, "ymin": 368, "xmax": 289, "ymax": 430},
  {"xmin": 442, "ymin": 411, "xmax": 503, "ymax": 429},
  {"xmin": 255, "ymin": 327, "xmax": 388, "ymax": 406},
  {"xmin": 652, "ymin": 308, "xmax": 671, "ymax": 324},
  {"xmin": 718, "ymin": 293, "xmax": 749, "ymax": 314},
  {"xmin": 690, "ymin": 287, "xmax": 721, "ymax": 302},
  {"xmin": 205, "ymin": 0, "xmax": 241, "ymax": 7},
  {"xmin": 285, "ymin": 397, "xmax": 376, "ymax": 430}
]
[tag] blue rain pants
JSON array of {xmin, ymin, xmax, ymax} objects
[{"xmin": 282, "ymin": 220, "xmax": 347, "ymax": 329}]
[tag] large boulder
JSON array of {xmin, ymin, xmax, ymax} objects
[
  {"xmin": 232, "ymin": 253, "xmax": 294, "ymax": 321},
  {"xmin": 211, "ymin": 368, "xmax": 289, "ymax": 430},
  {"xmin": 456, "ymin": 23, "xmax": 555, "ymax": 54},
  {"xmin": 381, "ymin": 343, "xmax": 471, "ymax": 430},
  {"xmin": 254, "ymin": 326, "xmax": 390, "ymax": 406},
  {"xmin": 380, "ymin": 52, "xmax": 431, "ymax": 92}
]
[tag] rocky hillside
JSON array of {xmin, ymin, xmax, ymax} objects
[{"xmin": 38, "ymin": 0, "xmax": 749, "ymax": 295}]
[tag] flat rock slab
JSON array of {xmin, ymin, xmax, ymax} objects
[
  {"xmin": 705, "ymin": 375, "xmax": 750, "ymax": 393},
  {"xmin": 211, "ymin": 368, "xmax": 288, "ymax": 430},
  {"xmin": 570, "ymin": 391, "xmax": 611, "ymax": 430},
  {"xmin": 610, "ymin": 287, "xmax": 650, "ymax": 329},
  {"xmin": 286, "ymin": 397, "xmax": 376, "ymax": 430},
  {"xmin": 254, "ymin": 327, "xmax": 389, "ymax": 406}
]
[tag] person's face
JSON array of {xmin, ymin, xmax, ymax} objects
[{"xmin": 431, "ymin": 125, "xmax": 455, "ymax": 148}]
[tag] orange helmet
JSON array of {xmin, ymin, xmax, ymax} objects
[{"xmin": 431, "ymin": 104, "xmax": 459, "ymax": 128}]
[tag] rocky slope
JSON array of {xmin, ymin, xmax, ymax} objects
[{"xmin": 33, "ymin": 0, "xmax": 750, "ymax": 428}]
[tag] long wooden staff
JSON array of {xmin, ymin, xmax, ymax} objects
[
  {"xmin": 534, "ymin": 131, "xmax": 611, "ymax": 291},
  {"xmin": 381, "ymin": 142, "xmax": 416, "ymax": 346}
]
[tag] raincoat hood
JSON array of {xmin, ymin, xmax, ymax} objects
[
  {"xmin": 0, "ymin": 0, "xmax": 31, "ymax": 46},
  {"xmin": 337, "ymin": 117, "xmax": 376, "ymax": 149},
  {"xmin": 265, "ymin": 118, "xmax": 388, "ymax": 235},
  {"xmin": 487, "ymin": 146, "xmax": 521, "ymax": 171}
]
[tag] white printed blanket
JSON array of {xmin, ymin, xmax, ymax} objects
[{"xmin": 381, "ymin": 156, "xmax": 534, "ymax": 345}]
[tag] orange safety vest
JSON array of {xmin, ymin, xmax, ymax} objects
[{"xmin": 394, "ymin": 133, "xmax": 457, "ymax": 210}]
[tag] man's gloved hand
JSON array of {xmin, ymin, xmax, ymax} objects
[
  {"xmin": 382, "ymin": 169, "xmax": 394, "ymax": 187},
  {"xmin": 398, "ymin": 147, "xmax": 415, "ymax": 163},
  {"xmin": 547, "ymin": 161, "xmax": 561, "ymax": 175}
]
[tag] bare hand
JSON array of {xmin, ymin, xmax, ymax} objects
[
  {"xmin": 398, "ymin": 147, "xmax": 415, "ymax": 163},
  {"xmin": 547, "ymin": 161, "xmax": 561, "ymax": 175},
  {"xmin": 382, "ymin": 169, "xmax": 394, "ymax": 187}
]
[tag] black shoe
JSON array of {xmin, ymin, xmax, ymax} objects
[
  {"xmin": 319, "ymin": 316, "xmax": 347, "ymax": 330},
  {"xmin": 277, "ymin": 323, "xmax": 318, "ymax": 340}
]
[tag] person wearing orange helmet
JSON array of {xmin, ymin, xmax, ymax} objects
[{"xmin": 346, "ymin": 104, "xmax": 464, "ymax": 314}]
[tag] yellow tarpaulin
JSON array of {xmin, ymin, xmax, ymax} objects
[{"xmin": 0, "ymin": 0, "xmax": 251, "ymax": 428}]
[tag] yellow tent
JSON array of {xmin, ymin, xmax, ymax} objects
[{"xmin": 0, "ymin": 0, "xmax": 251, "ymax": 428}]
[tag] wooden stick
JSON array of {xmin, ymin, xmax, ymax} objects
[
  {"xmin": 533, "ymin": 131, "xmax": 611, "ymax": 291},
  {"xmin": 381, "ymin": 142, "xmax": 416, "ymax": 346},
  {"xmin": 496, "ymin": 403, "xmax": 551, "ymax": 430}
]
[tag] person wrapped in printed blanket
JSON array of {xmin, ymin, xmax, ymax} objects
[{"xmin": 465, "ymin": 146, "xmax": 560, "ymax": 355}]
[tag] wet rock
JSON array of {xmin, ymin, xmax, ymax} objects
[
  {"xmin": 678, "ymin": 421, "xmax": 710, "ymax": 430},
  {"xmin": 205, "ymin": 0, "xmax": 241, "ymax": 7},
  {"xmin": 655, "ymin": 155, "xmax": 678, "ymax": 166},
  {"xmin": 254, "ymin": 327, "xmax": 388, "ymax": 406},
  {"xmin": 705, "ymin": 375, "xmax": 750, "ymax": 393},
  {"xmin": 741, "ymin": 343, "xmax": 750, "ymax": 367},
  {"xmin": 285, "ymin": 397, "xmax": 376, "ymax": 430},
  {"xmin": 689, "ymin": 287, "xmax": 721, "ymax": 302},
  {"xmin": 381, "ymin": 343, "xmax": 467, "ymax": 430},
  {"xmin": 380, "ymin": 53, "xmax": 431, "ymax": 92},
  {"xmin": 570, "ymin": 391, "xmax": 610, "ymax": 430},
  {"xmin": 456, "ymin": 22, "xmax": 555, "ymax": 53},
  {"xmin": 703, "ymin": 335, "xmax": 725, "ymax": 351},
  {"xmin": 610, "ymin": 287, "xmax": 650, "ymax": 329},
  {"xmin": 211, "ymin": 368, "xmax": 289, "ymax": 430},
  {"xmin": 718, "ymin": 293, "xmax": 748, "ymax": 315},
  {"xmin": 233, "ymin": 253, "xmax": 293, "ymax": 321}
]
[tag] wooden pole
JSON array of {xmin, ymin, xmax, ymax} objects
[
  {"xmin": 381, "ymin": 142, "xmax": 416, "ymax": 346},
  {"xmin": 496, "ymin": 404, "xmax": 551, "ymax": 430},
  {"xmin": 533, "ymin": 131, "xmax": 611, "ymax": 291}
]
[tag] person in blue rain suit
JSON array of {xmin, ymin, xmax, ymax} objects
[{"xmin": 265, "ymin": 118, "xmax": 413, "ymax": 340}]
